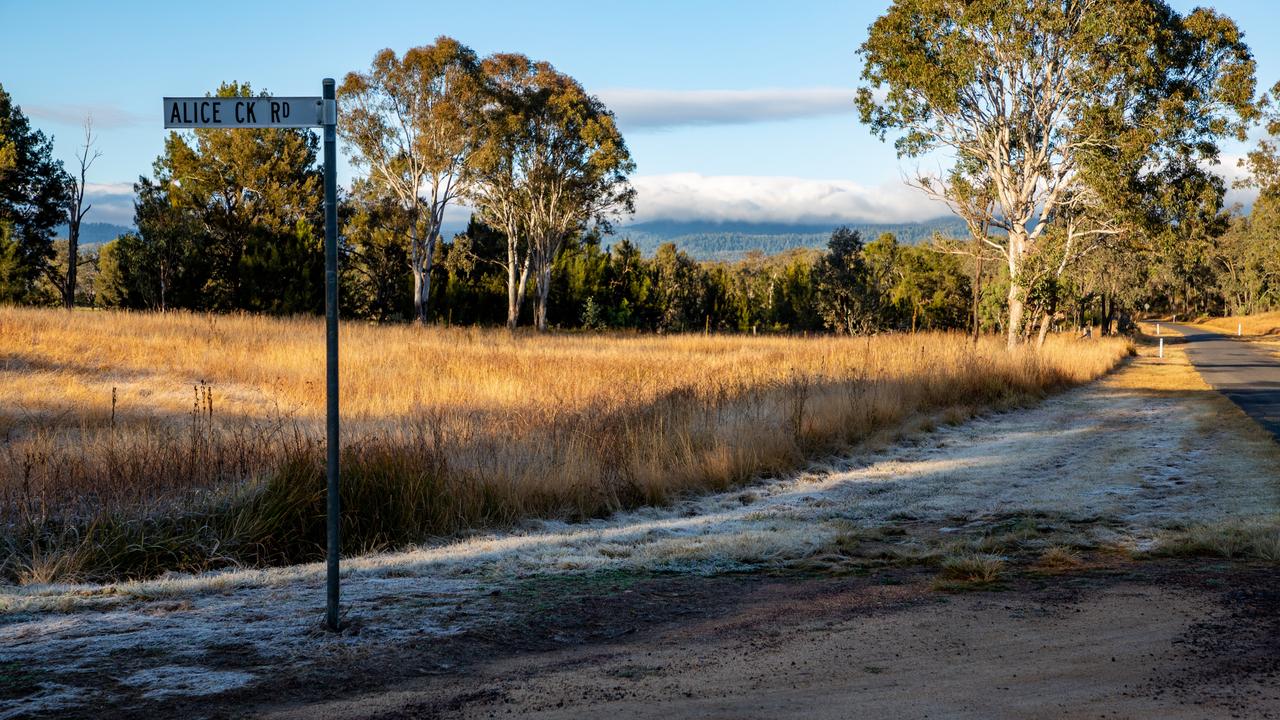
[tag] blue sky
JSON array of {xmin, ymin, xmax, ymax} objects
[{"xmin": 1, "ymin": 0, "xmax": 1274, "ymax": 227}]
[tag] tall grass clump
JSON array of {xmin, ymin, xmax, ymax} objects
[{"xmin": 0, "ymin": 306, "xmax": 1131, "ymax": 582}]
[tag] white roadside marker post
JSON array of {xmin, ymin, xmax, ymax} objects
[
  {"xmin": 1238, "ymin": 322, "xmax": 1242, "ymax": 336},
  {"xmin": 1156, "ymin": 323, "xmax": 1161, "ymax": 336},
  {"xmin": 1159, "ymin": 337, "xmax": 1164, "ymax": 358},
  {"xmin": 164, "ymin": 86, "xmax": 343, "ymax": 632}
]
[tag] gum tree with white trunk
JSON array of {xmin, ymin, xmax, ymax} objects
[
  {"xmin": 469, "ymin": 54, "xmax": 635, "ymax": 331},
  {"xmin": 857, "ymin": 0, "xmax": 1256, "ymax": 346},
  {"xmin": 340, "ymin": 37, "xmax": 483, "ymax": 324}
]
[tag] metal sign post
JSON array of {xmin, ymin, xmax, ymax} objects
[
  {"xmin": 321, "ymin": 79, "xmax": 341, "ymax": 632},
  {"xmin": 164, "ymin": 81, "xmax": 343, "ymax": 631}
]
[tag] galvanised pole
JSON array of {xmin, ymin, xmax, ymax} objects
[{"xmin": 322, "ymin": 77, "xmax": 341, "ymax": 632}]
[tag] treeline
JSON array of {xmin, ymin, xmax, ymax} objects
[
  {"xmin": 91, "ymin": 210, "xmax": 980, "ymax": 332},
  {"xmin": 364, "ymin": 223, "xmax": 978, "ymax": 332},
  {"xmin": 625, "ymin": 217, "xmax": 969, "ymax": 260}
]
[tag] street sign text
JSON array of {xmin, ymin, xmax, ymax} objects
[{"xmin": 163, "ymin": 96, "xmax": 323, "ymax": 128}]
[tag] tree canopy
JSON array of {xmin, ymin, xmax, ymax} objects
[
  {"xmin": 0, "ymin": 83, "xmax": 68, "ymax": 302},
  {"xmin": 857, "ymin": 0, "xmax": 1257, "ymax": 345}
]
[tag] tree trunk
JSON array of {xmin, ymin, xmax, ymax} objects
[
  {"xmin": 534, "ymin": 264, "xmax": 552, "ymax": 332},
  {"xmin": 1006, "ymin": 281, "xmax": 1024, "ymax": 348},
  {"xmin": 65, "ymin": 119, "xmax": 97, "ymax": 310},
  {"xmin": 507, "ymin": 246, "xmax": 531, "ymax": 330},
  {"xmin": 65, "ymin": 225, "xmax": 79, "ymax": 309},
  {"xmin": 1035, "ymin": 308, "xmax": 1052, "ymax": 348},
  {"xmin": 971, "ymin": 251, "xmax": 982, "ymax": 341},
  {"xmin": 419, "ymin": 229, "xmax": 437, "ymax": 324},
  {"xmin": 1101, "ymin": 293, "xmax": 1115, "ymax": 336},
  {"xmin": 409, "ymin": 220, "xmax": 427, "ymax": 324},
  {"xmin": 1005, "ymin": 227, "xmax": 1027, "ymax": 348}
]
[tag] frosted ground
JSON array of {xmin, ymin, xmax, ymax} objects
[{"xmin": 3, "ymin": 344, "xmax": 1278, "ymax": 718}]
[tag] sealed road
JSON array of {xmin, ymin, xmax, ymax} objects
[{"xmin": 1166, "ymin": 323, "xmax": 1280, "ymax": 438}]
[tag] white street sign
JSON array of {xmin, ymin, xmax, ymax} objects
[{"xmin": 163, "ymin": 96, "xmax": 324, "ymax": 128}]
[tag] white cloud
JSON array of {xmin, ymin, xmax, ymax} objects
[
  {"xmin": 597, "ymin": 88, "xmax": 855, "ymax": 130},
  {"xmin": 23, "ymin": 103, "xmax": 147, "ymax": 129},
  {"xmin": 82, "ymin": 182, "xmax": 136, "ymax": 226},
  {"xmin": 85, "ymin": 182, "xmax": 135, "ymax": 196},
  {"xmin": 628, "ymin": 173, "xmax": 948, "ymax": 225},
  {"xmin": 1209, "ymin": 154, "xmax": 1257, "ymax": 211}
]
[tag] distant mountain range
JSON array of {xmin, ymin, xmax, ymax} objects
[
  {"xmin": 48, "ymin": 217, "xmax": 972, "ymax": 261},
  {"xmin": 613, "ymin": 217, "xmax": 968, "ymax": 260},
  {"xmin": 54, "ymin": 222, "xmax": 133, "ymax": 247}
]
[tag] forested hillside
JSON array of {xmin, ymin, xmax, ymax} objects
[
  {"xmin": 621, "ymin": 217, "xmax": 967, "ymax": 259},
  {"xmin": 52, "ymin": 222, "xmax": 131, "ymax": 247}
]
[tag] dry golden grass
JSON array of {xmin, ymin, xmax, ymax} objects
[
  {"xmin": 0, "ymin": 306, "xmax": 1131, "ymax": 582},
  {"xmin": 1126, "ymin": 323, "xmax": 1214, "ymax": 392},
  {"xmin": 1198, "ymin": 311, "xmax": 1280, "ymax": 337}
]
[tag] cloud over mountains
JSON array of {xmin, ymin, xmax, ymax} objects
[
  {"xmin": 81, "ymin": 182, "xmax": 136, "ymax": 226},
  {"xmin": 629, "ymin": 173, "xmax": 948, "ymax": 226},
  {"xmin": 598, "ymin": 88, "xmax": 856, "ymax": 130}
]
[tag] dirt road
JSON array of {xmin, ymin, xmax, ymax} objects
[
  {"xmin": 256, "ymin": 563, "xmax": 1280, "ymax": 720},
  {"xmin": 3, "ymin": 337, "xmax": 1278, "ymax": 718}
]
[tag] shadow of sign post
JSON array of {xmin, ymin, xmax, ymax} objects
[{"xmin": 163, "ymin": 83, "xmax": 344, "ymax": 632}]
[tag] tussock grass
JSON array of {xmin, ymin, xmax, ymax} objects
[
  {"xmin": 1036, "ymin": 545, "xmax": 1085, "ymax": 572},
  {"xmin": 0, "ymin": 306, "xmax": 1130, "ymax": 583},
  {"xmin": 1151, "ymin": 519, "xmax": 1280, "ymax": 562},
  {"xmin": 934, "ymin": 552, "xmax": 1005, "ymax": 587}
]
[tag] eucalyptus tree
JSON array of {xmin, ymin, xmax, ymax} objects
[
  {"xmin": 468, "ymin": 52, "xmax": 536, "ymax": 330},
  {"xmin": 1212, "ymin": 214, "xmax": 1276, "ymax": 316},
  {"xmin": 469, "ymin": 53, "xmax": 635, "ymax": 331},
  {"xmin": 1238, "ymin": 80, "xmax": 1280, "ymax": 199},
  {"xmin": 857, "ymin": 0, "xmax": 1256, "ymax": 346},
  {"xmin": 340, "ymin": 37, "xmax": 483, "ymax": 324},
  {"xmin": 922, "ymin": 156, "xmax": 998, "ymax": 338},
  {"xmin": 1145, "ymin": 160, "xmax": 1230, "ymax": 316},
  {"xmin": 1222, "ymin": 83, "xmax": 1280, "ymax": 313}
]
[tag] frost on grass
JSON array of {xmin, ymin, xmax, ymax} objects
[
  {"xmin": 3, "ymin": 366, "xmax": 1279, "ymax": 716},
  {"xmin": 121, "ymin": 666, "xmax": 256, "ymax": 700}
]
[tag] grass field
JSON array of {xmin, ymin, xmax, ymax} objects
[
  {"xmin": 1198, "ymin": 310, "xmax": 1280, "ymax": 336},
  {"xmin": 0, "ymin": 307, "xmax": 1131, "ymax": 583}
]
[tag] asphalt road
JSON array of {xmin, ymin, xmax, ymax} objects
[{"xmin": 1165, "ymin": 323, "xmax": 1280, "ymax": 439}]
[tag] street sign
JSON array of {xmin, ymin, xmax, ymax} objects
[
  {"xmin": 161, "ymin": 85, "xmax": 344, "ymax": 632},
  {"xmin": 163, "ymin": 96, "xmax": 324, "ymax": 128}
]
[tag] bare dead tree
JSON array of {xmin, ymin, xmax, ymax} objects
[{"xmin": 63, "ymin": 116, "xmax": 101, "ymax": 309}]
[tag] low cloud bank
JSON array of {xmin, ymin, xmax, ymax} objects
[
  {"xmin": 599, "ymin": 87, "xmax": 855, "ymax": 130},
  {"xmin": 629, "ymin": 173, "xmax": 948, "ymax": 226}
]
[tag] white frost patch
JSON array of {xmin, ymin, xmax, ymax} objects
[
  {"xmin": 121, "ymin": 665, "xmax": 255, "ymax": 700},
  {"xmin": 3, "ymin": 375, "xmax": 1277, "ymax": 715}
]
